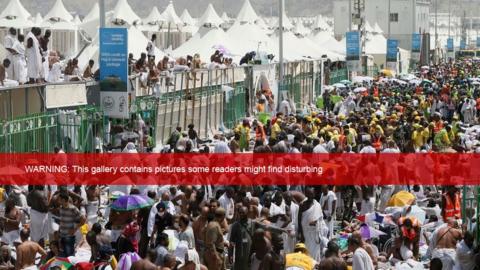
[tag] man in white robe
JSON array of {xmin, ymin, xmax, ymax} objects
[
  {"xmin": 461, "ymin": 98, "xmax": 476, "ymax": 125},
  {"xmin": 349, "ymin": 236, "xmax": 374, "ymax": 270},
  {"xmin": 320, "ymin": 185, "xmax": 336, "ymax": 238},
  {"xmin": 298, "ymin": 187, "xmax": 328, "ymax": 261},
  {"xmin": 26, "ymin": 28, "xmax": 43, "ymax": 83},
  {"xmin": 3, "ymin": 28, "xmax": 16, "ymax": 79},
  {"xmin": 11, "ymin": 36, "xmax": 27, "ymax": 84},
  {"xmin": 455, "ymin": 232, "xmax": 476, "ymax": 270},
  {"xmin": 283, "ymin": 191, "xmax": 299, "ymax": 253}
]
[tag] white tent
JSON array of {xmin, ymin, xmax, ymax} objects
[
  {"xmin": 364, "ymin": 21, "xmax": 375, "ymax": 34},
  {"xmin": 227, "ymin": 22, "xmax": 272, "ymax": 57},
  {"xmin": 78, "ymin": 26, "xmax": 164, "ymax": 70},
  {"xmin": 293, "ymin": 22, "xmax": 310, "ymax": 37},
  {"xmin": 197, "ymin": 3, "xmax": 223, "ymax": 27},
  {"xmin": 310, "ymin": 31, "xmax": 344, "ymax": 56},
  {"xmin": 255, "ymin": 18, "xmax": 269, "ymax": 30},
  {"xmin": 111, "ymin": 0, "xmax": 140, "ymax": 25},
  {"xmin": 161, "ymin": 0, "xmax": 182, "ymax": 25},
  {"xmin": 270, "ymin": 31, "xmax": 340, "ymax": 61},
  {"xmin": 0, "ymin": 0, "xmax": 31, "ymax": 20},
  {"xmin": 312, "ymin": 15, "xmax": 330, "ymax": 31},
  {"xmin": 373, "ymin": 23, "xmax": 384, "ymax": 35},
  {"xmin": 33, "ymin": 13, "xmax": 43, "ymax": 25},
  {"xmin": 221, "ymin": 12, "xmax": 231, "ymax": 23},
  {"xmin": 143, "ymin": 6, "xmax": 164, "ymax": 25},
  {"xmin": 83, "ymin": 3, "xmax": 99, "ymax": 22},
  {"xmin": 173, "ymin": 28, "xmax": 235, "ymax": 62},
  {"xmin": 272, "ymin": 11, "xmax": 294, "ymax": 30},
  {"xmin": 180, "ymin": 10, "xmax": 195, "ymax": 26},
  {"xmin": 0, "ymin": 0, "xmax": 33, "ymax": 28},
  {"xmin": 73, "ymin": 15, "xmax": 82, "ymax": 25},
  {"xmin": 44, "ymin": 0, "xmax": 74, "ymax": 22},
  {"xmin": 236, "ymin": 0, "xmax": 258, "ymax": 24},
  {"xmin": 365, "ymin": 33, "xmax": 387, "ymax": 55}
]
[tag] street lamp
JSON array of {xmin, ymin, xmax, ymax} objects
[
  {"xmin": 279, "ymin": 0, "xmax": 284, "ymax": 84},
  {"xmin": 99, "ymin": 0, "xmax": 106, "ymax": 28}
]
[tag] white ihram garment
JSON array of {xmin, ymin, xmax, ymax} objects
[
  {"xmin": 29, "ymin": 209, "xmax": 48, "ymax": 242},
  {"xmin": 301, "ymin": 200, "xmax": 327, "ymax": 261},
  {"xmin": 25, "ymin": 32, "xmax": 42, "ymax": 80}
]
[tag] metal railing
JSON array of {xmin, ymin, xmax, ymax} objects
[{"xmin": 0, "ymin": 106, "xmax": 103, "ymax": 153}]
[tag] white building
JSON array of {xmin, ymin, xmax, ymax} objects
[{"xmin": 334, "ymin": 0, "xmax": 430, "ymax": 50}]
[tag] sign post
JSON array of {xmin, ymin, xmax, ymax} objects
[
  {"xmin": 99, "ymin": 28, "xmax": 129, "ymax": 119},
  {"xmin": 411, "ymin": 33, "xmax": 421, "ymax": 62},
  {"xmin": 346, "ymin": 31, "xmax": 361, "ymax": 72},
  {"xmin": 447, "ymin": 38, "xmax": 454, "ymax": 60},
  {"xmin": 386, "ymin": 39, "xmax": 398, "ymax": 71}
]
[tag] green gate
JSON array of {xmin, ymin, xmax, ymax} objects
[
  {"xmin": 329, "ymin": 68, "xmax": 348, "ymax": 84},
  {"xmin": 223, "ymin": 81, "xmax": 246, "ymax": 129},
  {"xmin": 0, "ymin": 106, "xmax": 103, "ymax": 153}
]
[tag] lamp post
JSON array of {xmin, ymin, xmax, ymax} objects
[
  {"xmin": 279, "ymin": 0, "xmax": 284, "ymax": 83},
  {"xmin": 99, "ymin": 0, "xmax": 106, "ymax": 28}
]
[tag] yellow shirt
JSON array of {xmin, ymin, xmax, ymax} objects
[
  {"xmin": 285, "ymin": 252, "xmax": 314, "ymax": 270},
  {"xmin": 271, "ymin": 123, "xmax": 281, "ymax": 140}
]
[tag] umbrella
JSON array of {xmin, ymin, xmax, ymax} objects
[
  {"xmin": 387, "ymin": 191, "xmax": 416, "ymax": 207},
  {"xmin": 421, "ymin": 79, "xmax": 432, "ymax": 85},
  {"xmin": 380, "ymin": 69, "xmax": 394, "ymax": 77},
  {"xmin": 116, "ymin": 131, "xmax": 139, "ymax": 141},
  {"xmin": 405, "ymin": 205, "xmax": 426, "ymax": 224},
  {"xmin": 212, "ymin": 45, "xmax": 233, "ymax": 56},
  {"xmin": 40, "ymin": 257, "xmax": 74, "ymax": 270},
  {"xmin": 111, "ymin": 195, "xmax": 154, "ymax": 211},
  {"xmin": 332, "ymin": 83, "xmax": 346, "ymax": 88},
  {"xmin": 354, "ymin": 87, "xmax": 367, "ymax": 93},
  {"xmin": 472, "ymin": 81, "xmax": 480, "ymax": 86},
  {"xmin": 339, "ymin": 80, "xmax": 352, "ymax": 85},
  {"xmin": 409, "ymin": 79, "xmax": 422, "ymax": 86},
  {"xmin": 0, "ymin": 165, "xmax": 25, "ymax": 176},
  {"xmin": 359, "ymin": 224, "xmax": 387, "ymax": 240}
]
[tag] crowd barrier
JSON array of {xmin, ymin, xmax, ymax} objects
[
  {"xmin": 131, "ymin": 60, "xmax": 328, "ymax": 144},
  {"xmin": 0, "ymin": 106, "xmax": 103, "ymax": 153}
]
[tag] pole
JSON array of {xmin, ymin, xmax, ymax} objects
[
  {"xmin": 435, "ymin": 0, "xmax": 438, "ymax": 64},
  {"xmin": 448, "ymin": 0, "xmax": 451, "ymax": 37},
  {"xmin": 99, "ymin": 0, "xmax": 106, "ymax": 28},
  {"xmin": 279, "ymin": 0, "xmax": 284, "ymax": 83},
  {"xmin": 388, "ymin": 0, "xmax": 391, "ymax": 39},
  {"xmin": 348, "ymin": 0, "xmax": 352, "ymax": 31}
]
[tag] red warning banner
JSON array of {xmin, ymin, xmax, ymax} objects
[{"xmin": 0, "ymin": 153, "xmax": 478, "ymax": 186}]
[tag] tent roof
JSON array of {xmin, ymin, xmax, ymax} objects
[
  {"xmin": 366, "ymin": 33, "xmax": 387, "ymax": 55},
  {"xmin": 255, "ymin": 18, "xmax": 268, "ymax": 29},
  {"xmin": 373, "ymin": 23, "xmax": 384, "ymax": 35},
  {"xmin": 143, "ymin": 6, "xmax": 164, "ymax": 25},
  {"xmin": 73, "ymin": 15, "xmax": 82, "ymax": 25},
  {"xmin": 221, "ymin": 12, "xmax": 230, "ymax": 22},
  {"xmin": 236, "ymin": 0, "xmax": 258, "ymax": 24},
  {"xmin": 44, "ymin": 0, "xmax": 73, "ymax": 22},
  {"xmin": 173, "ymin": 27, "xmax": 234, "ymax": 62},
  {"xmin": 227, "ymin": 22, "xmax": 271, "ymax": 57},
  {"xmin": 83, "ymin": 2, "xmax": 99, "ymax": 22},
  {"xmin": 0, "ymin": 0, "xmax": 31, "ymax": 21},
  {"xmin": 312, "ymin": 15, "xmax": 330, "ymax": 31},
  {"xmin": 111, "ymin": 0, "xmax": 140, "ymax": 25},
  {"xmin": 0, "ymin": 17, "xmax": 33, "ymax": 28},
  {"xmin": 33, "ymin": 13, "xmax": 43, "ymax": 24},
  {"xmin": 161, "ymin": 1, "xmax": 182, "ymax": 25},
  {"xmin": 364, "ymin": 21, "xmax": 375, "ymax": 33},
  {"xmin": 293, "ymin": 21, "xmax": 309, "ymax": 36},
  {"xmin": 272, "ymin": 11, "xmax": 294, "ymax": 30},
  {"xmin": 198, "ymin": 3, "xmax": 223, "ymax": 27},
  {"xmin": 180, "ymin": 9, "xmax": 195, "ymax": 26}
]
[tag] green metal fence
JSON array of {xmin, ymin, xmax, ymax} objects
[
  {"xmin": 0, "ymin": 106, "xmax": 103, "ymax": 153},
  {"xmin": 329, "ymin": 68, "xmax": 348, "ymax": 84},
  {"xmin": 223, "ymin": 82, "xmax": 247, "ymax": 129},
  {"xmin": 134, "ymin": 96, "xmax": 159, "ymax": 141}
]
